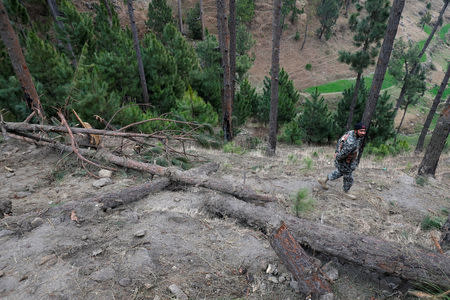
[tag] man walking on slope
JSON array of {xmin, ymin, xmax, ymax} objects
[{"xmin": 318, "ymin": 122, "xmax": 367, "ymax": 199}]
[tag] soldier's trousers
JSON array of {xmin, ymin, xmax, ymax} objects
[{"xmin": 327, "ymin": 167, "xmax": 353, "ymax": 192}]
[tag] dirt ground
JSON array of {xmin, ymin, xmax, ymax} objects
[{"xmin": 0, "ymin": 133, "xmax": 449, "ymax": 299}]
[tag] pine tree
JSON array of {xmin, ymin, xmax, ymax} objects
[
  {"xmin": 25, "ymin": 31, "xmax": 73, "ymax": 115},
  {"xmin": 259, "ymin": 69, "xmax": 299, "ymax": 124},
  {"xmin": 235, "ymin": 23, "xmax": 255, "ymax": 81},
  {"xmin": 418, "ymin": 96, "xmax": 450, "ymax": 176},
  {"xmin": 334, "ymin": 79, "xmax": 368, "ymax": 130},
  {"xmin": 190, "ymin": 33, "xmax": 222, "ymax": 111},
  {"xmin": 161, "ymin": 23, "xmax": 199, "ymax": 86},
  {"xmin": 141, "ymin": 32, "xmax": 184, "ymax": 113},
  {"xmin": 54, "ymin": 0, "xmax": 94, "ymax": 57},
  {"xmin": 146, "ymin": 0, "xmax": 174, "ymax": 37},
  {"xmin": 316, "ymin": 0, "xmax": 339, "ymax": 40},
  {"xmin": 187, "ymin": 2, "xmax": 203, "ymax": 40},
  {"xmin": 338, "ymin": 0, "xmax": 390, "ymax": 130},
  {"xmin": 389, "ymin": 39, "xmax": 427, "ymax": 117},
  {"xmin": 0, "ymin": 0, "xmax": 44, "ymax": 120},
  {"xmin": 234, "ymin": 78, "xmax": 258, "ymax": 126},
  {"xmin": 334, "ymin": 80, "xmax": 395, "ymax": 144},
  {"xmin": 298, "ymin": 89, "xmax": 336, "ymax": 143}
]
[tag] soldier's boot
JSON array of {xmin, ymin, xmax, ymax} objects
[
  {"xmin": 317, "ymin": 177, "xmax": 329, "ymax": 190},
  {"xmin": 344, "ymin": 191, "xmax": 357, "ymax": 200}
]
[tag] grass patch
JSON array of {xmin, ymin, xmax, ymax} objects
[
  {"xmin": 302, "ymin": 157, "xmax": 314, "ymax": 170},
  {"xmin": 423, "ymin": 24, "xmax": 432, "ymax": 35},
  {"xmin": 439, "ymin": 23, "xmax": 450, "ymax": 42},
  {"xmin": 223, "ymin": 142, "xmax": 246, "ymax": 155},
  {"xmin": 304, "ymin": 73, "xmax": 397, "ymax": 94},
  {"xmin": 429, "ymin": 84, "xmax": 450, "ymax": 98},
  {"xmin": 421, "ymin": 215, "xmax": 446, "ymax": 230},
  {"xmin": 292, "ymin": 188, "xmax": 315, "ymax": 216}
]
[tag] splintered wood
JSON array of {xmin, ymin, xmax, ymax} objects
[{"xmin": 270, "ymin": 222, "xmax": 331, "ymax": 296}]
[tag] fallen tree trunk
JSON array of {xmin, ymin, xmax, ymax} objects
[
  {"xmin": 270, "ymin": 222, "xmax": 332, "ymax": 296},
  {"xmin": 7, "ymin": 131, "xmax": 275, "ymax": 203},
  {"xmin": 4, "ymin": 121, "xmax": 193, "ymax": 140},
  {"xmin": 204, "ymin": 195, "xmax": 450, "ymax": 288}
]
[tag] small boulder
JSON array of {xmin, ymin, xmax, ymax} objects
[
  {"xmin": 168, "ymin": 284, "xmax": 188, "ymax": 300},
  {"xmin": 31, "ymin": 217, "xmax": 44, "ymax": 228},
  {"xmin": 90, "ymin": 267, "xmax": 115, "ymax": 282},
  {"xmin": 118, "ymin": 277, "xmax": 131, "ymax": 287},
  {"xmin": 92, "ymin": 178, "xmax": 112, "ymax": 188},
  {"xmin": 98, "ymin": 169, "xmax": 112, "ymax": 178}
]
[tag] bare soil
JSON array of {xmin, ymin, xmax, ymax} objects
[{"xmin": 1, "ymin": 134, "xmax": 449, "ymax": 299}]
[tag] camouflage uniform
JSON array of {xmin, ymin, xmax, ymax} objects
[{"xmin": 327, "ymin": 130, "xmax": 363, "ymax": 192}]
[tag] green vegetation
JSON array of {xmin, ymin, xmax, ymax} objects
[
  {"xmin": 421, "ymin": 215, "xmax": 446, "ymax": 230},
  {"xmin": 305, "ymin": 63, "xmax": 312, "ymax": 71},
  {"xmin": 292, "ymin": 188, "xmax": 315, "ymax": 216},
  {"xmin": 429, "ymin": 84, "xmax": 450, "ymax": 98},
  {"xmin": 303, "ymin": 73, "xmax": 396, "ymax": 94},
  {"xmin": 302, "ymin": 157, "xmax": 313, "ymax": 170},
  {"xmin": 223, "ymin": 142, "xmax": 246, "ymax": 155},
  {"xmin": 423, "ymin": 24, "xmax": 432, "ymax": 35},
  {"xmin": 439, "ymin": 23, "xmax": 450, "ymax": 43}
]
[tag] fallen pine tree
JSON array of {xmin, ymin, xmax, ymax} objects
[{"xmin": 203, "ymin": 194, "xmax": 450, "ymax": 288}]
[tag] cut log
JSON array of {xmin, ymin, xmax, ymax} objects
[
  {"xmin": 89, "ymin": 178, "xmax": 171, "ymax": 209},
  {"xmin": 7, "ymin": 132, "xmax": 275, "ymax": 203},
  {"xmin": 270, "ymin": 222, "xmax": 331, "ymax": 296},
  {"xmin": 204, "ymin": 195, "xmax": 450, "ymax": 288}
]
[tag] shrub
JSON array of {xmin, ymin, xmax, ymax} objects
[
  {"xmin": 171, "ymin": 88, "xmax": 218, "ymax": 126},
  {"xmin": 223, "ymin": 142, "xmax": 246, "ymax": 154},
  {"xmin": 279, "ymin": 117, "xmax": 303, "ymax": 145},
  {"xmin": 305, "ymin": 63, "xmax": 312, "ymax": 71},
  {"xmin": 236, "ymin": 0, "xmax": 255, "ymax": 24},
  {"xmin": 415, "ymin": 175, "xmax": 428, "ymax": 187},
  {"xmin": 421, "ymin": 215, "xmax": 446, "ymax": 230},
  {"xmin": 294, "ymin": 30, "xmax": 301, "ymax": 41},
  {"xmin": 366, "ymin": 140, "xmax": 410, "ymax": 157},
  {"xmin": 426, "ymin": 2, "xmax": 431, "ymax": 9},
  {"xmin": 187, "ymin": 2, "xmax": 202, "ymax": 40},
  {"xmin": 292, "ymin": 188, "xmax": 315, "ymax": 216}
]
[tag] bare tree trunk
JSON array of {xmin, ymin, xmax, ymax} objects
[
  {"xmin": 200, "ymin": 0, "xmax": 205, "ymax": 39},
  {"xmin": 415, "ymin": 64, "xmax": 450, "ymax": 153},
  {"xmin": 394, "ymin": 0, "xmax": 448, "ymax": 113},
  {"xmin": 346, "ymin": 72, "xmax": 362, "ymax": 130},
  {"xmin": 267, "ymin": 0, "xmax": 282, "ymax": 156},
  {"xmin": 359, "ymin": 0, "xmax": 405, "ymax": 159},
  {"xmin": 47, "ymin": 0, "xmax": 77, "ymax": 67},
  {"xmin": 102, "ymin": 0, "xmax": 113, "ymax": 26},
  {"xmin": 177, "ymin": 0, "xmax": 184, "ymax": 34},
  {"xmin": 393, "ymin": 101, "xmax": 409, "ymax": 144},
  {"xmin": 418, "ymin": 0, "xmax": 448, "ymax": 60},
  {"xmin": 418, "ymin": 96, "xmax": 450, "ymax": 177},
  {"xmin": 393, "ymin": 79, "xmax": 407, "ymax": 116},
  {"xmin": 204, "ymin": 195, "xmax": 450, "ymax": 287},
  {"xmin": 0, "ymin": 1, "xmax": 45, "ymax": 121},
  {"xmin": 300, "ymin": 22, "xmax": 308, "ymax": 50},
  {"xmin": 216, "ymin": 0, "xmax": 233, "ymax": 141},
  {"xmin": 229, "ymin": 0, "xmax": 236, "ymax": 102},
  {"xmin": 127, "ymin": 0, "xmax": 150, "ymax": 105}
]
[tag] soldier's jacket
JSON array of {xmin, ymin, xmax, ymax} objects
[{"xmin": 334, "ymin": 130, "xmax": 363, "ymax": 172}]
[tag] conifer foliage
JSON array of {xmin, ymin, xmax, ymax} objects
[
  {"xmin": 146, "ymin": 0, "xmax": 174, "ymax": 36},
  {"xmin": 316, "ymin": 0, "xmax": 339, "ymax": 40},
  {"xmin": 297, "ymin": 89, "xmax": 336, "ymax": 144},
  {"xmin": 259, "ymin": 69, "xmax": 299, "ymax": 124}
]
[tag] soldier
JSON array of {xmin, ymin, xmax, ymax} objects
[{"xmin": 318, "ymin": 122, "xmax": 367, "ymax": 199}]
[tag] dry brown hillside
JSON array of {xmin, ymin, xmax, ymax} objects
[{"xmin": 108, "ymin": 0, "xmax": 448, "ymax": 91}]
